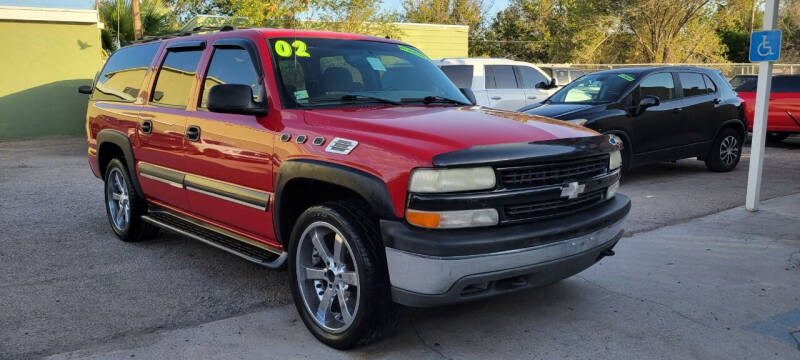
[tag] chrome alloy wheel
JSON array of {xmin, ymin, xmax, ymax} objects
[
  {"xmin": 295, "ymin": 222, "xmax": 360, "ymax": 333},
  {"xmin": 719, "ymin": 135, "xmax": 740, "ymax": 167},
  {"xmin": 106, "ymin": 168, "xmax": 131, "ymax": 231}
]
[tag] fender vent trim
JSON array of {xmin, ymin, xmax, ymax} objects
[{"xmin": 325, "ymin": 137, "xmax": 358, "ymax": 155}]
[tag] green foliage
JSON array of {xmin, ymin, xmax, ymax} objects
[
  {"xmin": 718, "ymin": 30, "xmax": 750, "ymax": 62},
  {"xmin": 98, "ymin": 0, "xmax": 177, "ymax": 51},
  {"xmin": 780, "ymin": 0, "xmax": 800, "ymax": 62}
]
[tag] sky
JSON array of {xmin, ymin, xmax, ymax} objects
[{"xmin": 0, "ymin": 0, "xmax": 510, "ymax": 19}]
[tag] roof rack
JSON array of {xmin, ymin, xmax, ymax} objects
[{"xmin": 131, "ymin": 25, "xmax": 237, "ymax": 44}]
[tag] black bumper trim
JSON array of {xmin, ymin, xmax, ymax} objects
[
  {"xmin": 381, "ymin": 193, "xmax": 630, "ymax": 257},
  {"xmin": 391, "ymin": 234, "xmax": 621, "ymax": 307}
]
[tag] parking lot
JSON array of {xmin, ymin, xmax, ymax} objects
[{"xmin": 1, "ymin": 136, "xmax": 799, "ymax": 359}]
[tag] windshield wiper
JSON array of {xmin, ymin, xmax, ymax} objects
[
  {"xmin": 307, "ymin": 94, "xmax": 400, "ymax": 105},
  {"xmin": 401, "ymin": 96, "xmax": 470, "ymax": 106}
]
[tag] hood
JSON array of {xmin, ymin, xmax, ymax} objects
[
  {"xmin": 522, "ymin": 102, "xmax": 601, "ymax": 119},
  {"xmin": 303, "ymin": 105, "xmax": 598, "ymax": 163}
]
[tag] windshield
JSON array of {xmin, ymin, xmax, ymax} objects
[
  {"xmin": 268, "ymin": 37, "xmax": 469, "ymax": 107},
  {"xmin": 548, "ymin": 72, "xmax": 639, "ymax": 104}
]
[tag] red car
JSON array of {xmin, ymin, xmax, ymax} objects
[
  {"xmin": 735, "ymin": 74, "xmax": 800, "ymax": 142},
  {"xmin": 79, "ymin": 28, "xmax": 629, "ymax": 348}
]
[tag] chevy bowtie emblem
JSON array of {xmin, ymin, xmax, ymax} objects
[{"xmin": 560, "ymin": 181, "xmax": 586, "ymax": 199}]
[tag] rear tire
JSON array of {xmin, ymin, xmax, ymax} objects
[
  {"xmin": 766, "ymin": 132, "xmax": 789, "ymax": 142},
  {"xmin": 288, "ymin": 200, "xmax": 397, "ymax": 349},
  {"xmin": 705, "ymin": 129, "xmax": 743, "ymax": 172},
  {"xmin": 103, "ymin": 158, "xmax": 158, "ymax": 242}
]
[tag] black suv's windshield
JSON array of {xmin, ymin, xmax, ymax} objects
[
  {"xmin": 548, "ymin": 72, "xmax": 640, "ymax": 104},
  {"xmin": 268, "ymin": 37, "xmax": 469, "ymax": 107}
]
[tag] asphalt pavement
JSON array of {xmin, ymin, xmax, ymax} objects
[{"xmin": 1, "ymin": 136, "xmax": 799, "ymax": 359}]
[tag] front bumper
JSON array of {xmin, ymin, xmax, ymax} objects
[{"xmin": 383, "ymin": 194, "xmax": 629, "ymax": 307}]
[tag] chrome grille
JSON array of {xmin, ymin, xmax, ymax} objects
[{"xmin": 498, "ymin": 154, "xmax": 609, "ymax": 188}]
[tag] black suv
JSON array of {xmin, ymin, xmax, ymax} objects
[{"xmin": 518, "ymin": 67, "xmax": 746, "ymax": 172}]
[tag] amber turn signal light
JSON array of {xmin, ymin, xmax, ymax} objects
[{"xmin": 406, "ymin": 209, "xmax": 441, "ymax": 229}]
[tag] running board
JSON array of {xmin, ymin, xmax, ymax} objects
[{"xmin": 141, "ymin": 208, "xmax": 287, "ymax": 269}]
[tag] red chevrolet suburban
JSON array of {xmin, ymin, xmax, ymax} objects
[
  {"xmin": 735, "ymin": 74, "xmax": 800, "ymax": 142},
  {"xmin": 80, "ymin": 28, "xmax": 630, "ymax": 348}
]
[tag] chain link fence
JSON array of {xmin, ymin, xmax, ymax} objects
[{"xmin": 542, "ymin": 63, "xmax": 800, "ymax": 78}]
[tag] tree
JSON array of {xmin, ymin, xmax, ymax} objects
[
  {"xmin": 402, "ymin": 0, "xmax": 486, "ymax": 55},
  {"xmin": 619, "ymin": 0, "xmax": 727, "ymax": 63},
  {"xmin": 480, "ymin": 0, "xmax": 622, "ymax": 62},
  {"xmin": 97, "ymin": 0, "xmax": 177, "ymax": 51},
  {"xmin": 779, "ymin": 0, "xmax": 800, "ymax": 62},
  {"xmin": 162, "ymin": 0, "xmax": 236, "ymax": 23}
]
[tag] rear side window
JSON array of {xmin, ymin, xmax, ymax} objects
[
  {"xmin": 516, "ymin": 66, "xmax": 548, "ymax": 88},
  {"xmin": 678, "ymin": 72, "xmax": 707, "ymax": 97},
  {"xmin": 703, "ymin": 74, "xmax": 718, "ymax": 94},
  {"xmin": 771, "ymin": 76, "xmax": 800, "ymax": 92},
  {"xmin": 439, "ymin": 65, "xmax": 473, "ymax": 88},
  {"xmin": 569, "ymin": 70, "xmax": 585, "ymax": 80},
  {"xmin": 200, "ymin": 48, "xmax": 261, "ymax": 108},
  {"xmin": 554, "ymin": 70, "xmax": 570, "ymax": 84},
  {"xmin": 485, "ymin": 65, "xmax": 518, "ymax": 89},
  {"xmin": 92, "ymin": 43, "xmax": 159, "ymax": 102},
  {"xmin": 639, "ymin": 73, "xmax": 676, "ymax": 101},
  {"xmin": 151, "ymin": 49, "xmax": 203, "ymax": 107}
]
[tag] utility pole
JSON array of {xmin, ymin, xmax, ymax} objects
[{"xmin": 132, "ymin": 0, "xmax": 143, "ymax": 40}]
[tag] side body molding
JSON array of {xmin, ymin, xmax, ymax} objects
[
  {"xmin": 274, "ymin": 159, "xmax": 396, "ymax": 244},
  {"xmin": 96, "ymin": 129, "xmax": 144, "ymax": 199}
]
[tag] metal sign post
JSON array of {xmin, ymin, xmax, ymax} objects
[{"xmin": 745, "ymin": 0, "xmax": 781, "ymax": 212}]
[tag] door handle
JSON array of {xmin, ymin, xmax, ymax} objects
[
  {"xmin": 186, "ymin": 125, "xmax": 201, "ymax": 142},
  {"xmin": 672, "ymin": 108, "xmax": 683, "ymax": 114},
  {"xmin": 527, "ymin": 96, "xmax": 537, "ymax": 99},
  {"xmin": 491, "ymin": 96, "xmax": 502, "ymax": 100},
  {"xmin": 141, "ymin": 120, "xmax": 152, "ymax": 135}
]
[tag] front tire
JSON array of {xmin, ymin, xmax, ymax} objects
[
  {"xmin": 103, "ymin": 158, "xmax": 158, "ymax": 242},
  {"xmin": 288, "ymin": 201, "xmax": 397, "ymax": 349},
  {"xmin": 705, "ymin": 129, "xmax": 743, "ymax": 172}
]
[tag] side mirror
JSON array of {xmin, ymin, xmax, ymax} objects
[
  {"xmin": 549, "ymin": 78, "xmax": 558, "ymax": 88},
  {"xmin": 78, "ymin": 85, "xmax": 92, "ymax": 94},
  {"xmin": 208, "ymin": 84, "xmax": 268, "ymax": 116},
  {"xmin": 459, "ymin": 87, "xmax": 477, "ymax": 106},
  {"xmin": 638, "ymin": 95, "xmax": 660, "ymax": 113}
]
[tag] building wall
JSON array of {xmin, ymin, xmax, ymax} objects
[
  {"xmin": 0, "ymin": 7, "xmax": 102, "ymax": 140},
  {"xmin": 394, "ymin": 23, "xmax": 468, "ymax": 59}
]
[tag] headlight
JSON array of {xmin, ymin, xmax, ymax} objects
[
  {"xmin": 406, "ymin": 208, "xmax": 499, "ymax": 229},
  {"xmin": 609, "ymin": 149, "xmax": 622, "ymax": 171},
  {"xmin": 566, "ymin": 118, "xmax": 588, "ymax": 126},
  {"xmin": 408, "ymin": 167, "xmax": 496, "ymax": 193},
  {"xmin": 606, "ymin": 180, "xmax": 619, "ymax": 199}
]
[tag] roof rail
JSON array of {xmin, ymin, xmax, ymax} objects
[{"xmin": 131, "ymin": 25, "xmax": 237, "ymax": 44}]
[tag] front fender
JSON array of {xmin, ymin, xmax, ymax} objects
[{"xmin": 273, "ymin": 159, "xmax": 396, "ymax": 244}]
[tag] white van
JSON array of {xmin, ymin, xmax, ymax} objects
[{"xmin": 434, "ymin": 58, "xmax": 556, "ymax": 111}]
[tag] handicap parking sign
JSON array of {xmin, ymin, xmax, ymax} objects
[{"xmin": 750, "ymin": 30, "xmax": 782, "ymax": 62}]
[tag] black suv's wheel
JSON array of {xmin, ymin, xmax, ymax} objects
[
  {"xmin": 766, "ymin": 132, "xmax": 789, "ymax": 142},
  {"xmin": 705, "ymin": 128, "xmax": 743, "ymax": 172},
  {"xmin": 103, "ymin": 158, "xmax": 158, "ymax": 242},
  {"xmin": 288, "ymin": 200, "xmax": 396, "ymax": 349}
]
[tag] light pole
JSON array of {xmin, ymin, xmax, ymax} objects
[{"xmin": 745, "ymin": 0, "xmax": 780, "ymax": 212}]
